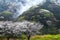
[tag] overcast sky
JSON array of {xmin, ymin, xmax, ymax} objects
[{"xmin": 57, "ymin": 0, "xmax": 60, "ymax": 3}]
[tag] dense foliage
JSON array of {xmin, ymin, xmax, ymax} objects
[{"xmin": 18, "ymin": 0, "xmax": 60, "ymax": 34}]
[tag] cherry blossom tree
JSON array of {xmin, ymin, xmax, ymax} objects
[
  {"xmin": 0, "ymin": 21, "xmax": 43, "ymax": 40},
  {"xmin": 21, "ymin": 21, "xmax": 43, "ymax": 40}
]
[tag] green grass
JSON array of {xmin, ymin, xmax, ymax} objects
[
  {"xmin": 0, "ymin": 34, "xmax": 60, "ymax": 40},
  {"xmin": 31, "ymin": 34, "xmax": 60, "ymax": 40}
]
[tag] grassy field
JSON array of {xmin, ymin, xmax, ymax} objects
[
  {"xmin": 31, "ymin": 34, "xmax": 60, "ymax": 40},
  {"xmin": 0, "ymin": 34, "xmax": 60, "ymax": 40}
]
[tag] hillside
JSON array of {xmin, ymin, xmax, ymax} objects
[
  {"xmin": 0, "ymin": 0, "xmax": 60, "ymax": 34},
  {"xmin": 18, "ymin": 0, "xmax": 60, "ymax": 34}
]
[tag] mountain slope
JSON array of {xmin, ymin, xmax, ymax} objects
[{"xmin": 18, "ymin": 0, "xmax": 60, "ymax": 34}]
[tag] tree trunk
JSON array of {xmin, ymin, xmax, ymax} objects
[
  {"xmin": 7, "ymin": 38, "xmax": 10, "ymax": 40},
  {"xmin": 27, "ymin": 35, "xmax": 31, "ymax": 40}
]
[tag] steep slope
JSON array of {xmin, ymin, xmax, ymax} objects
[
  {"xmin": 18, "ymin": 6, "xmax": 59, "ymax": 34},
  {"xmin": 41, "ymin": 0, "xmax": 60, "ymax": 20},
  {"xmin": 18, "ymin": 0, "xmax": 60, "ymax": 34}
]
